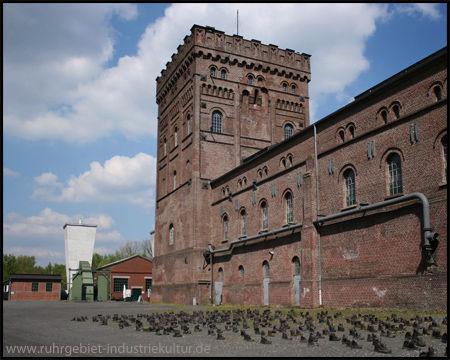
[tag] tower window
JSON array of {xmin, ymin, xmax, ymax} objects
[
  {"xmin": 344, "ymin": 169, "xmax": 356, "ymax": 207},
  {"xmin": 169, "ymin": 224, "xmax": 174, "ymax": 245},
  {"xmin": 285, "ymin": 124, "xmax": 293, "ymax": 139},
  {"xmin": 381, "ymin": 110, "xmax": 388, "ymax": 123},
  {"xmin": 174, "ymin": 127, "xmax": 178, "ymax": 147},
  {"xmin": 291, "ymin": 85, "xmax": 296, "ymax": 94},
  {"xmin": 187, "ymin": 114, "xmax": 191, "ymax": 134},
  {"xmin": 387, "ymin": 153, "xmax": 403, "ymax": 196},
  {"xmin": 393, "ymin": 105, "xmax": 400, "ymax": 119},
  {"xmin": 173, "ymin": 171, "xmax": 177, "ymax": 189},
  {"xmin": 248, "ymin": 75, "xmax": 253, "ymax": 85},
  {"xmin": 434, "ymin": 86, "xmax": 442, "ymax": 101},
  {"xmin": 212, "ymin": 111, "xmax": 222, "ymax": 133},
  {"xmin": 221, "ymin": 69, "xmax": 226, "ymax": 80},
  {"xmin": 239, "ymin": 265, "xmax": 244, "ymax": 278},
  {"xmin": 210, "ymin": 67, "xmax": 216, "ymax": 78},
  {"xmin": 283, "ymin": 83, "xmax": 287, "ymax": 93}
]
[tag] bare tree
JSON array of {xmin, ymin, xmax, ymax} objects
[
  {"xmin": 118, "ymin": 240, "xmax": 141, "ymax": 257},
  {"xmin": 141, "ymin": 238, "xmax": 153, "ymax": 259}
]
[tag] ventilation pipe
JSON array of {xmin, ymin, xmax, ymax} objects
[{"xmin": 312, "ymin": 192, "xmax": 438, "ymax": 259}]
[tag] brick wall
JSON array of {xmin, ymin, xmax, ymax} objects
[{"xmin": 10, "ymin": 281, "xmax": 60, "ymax": 301}]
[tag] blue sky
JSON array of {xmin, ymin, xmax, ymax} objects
[{"xmin": 3, "ymin": 3, "xmax": 447, "ymax": 267}]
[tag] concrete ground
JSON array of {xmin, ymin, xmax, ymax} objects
[{"xmin": 2, "ymin": 301, "xmax": 447, "ymax": 357}]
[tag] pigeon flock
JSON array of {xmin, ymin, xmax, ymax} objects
[{"xmin": 72, "ymin": 308, "xmax": 447, "ymax": 357}]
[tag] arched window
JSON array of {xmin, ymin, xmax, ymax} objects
[
  {"xmin": 239, "ymin": 265, "xmax": 244, "ymax": 278},
  {"xmin": 285, "ymin": 124, "xmax": 293, "ymax": 139},
  {"xmin": 292, "ymin": 256, "xmax": 300, "ymax": 276},
  {"xmin": 212, "ymin": 111, "xmax": 222, "ymax": 133},
  {"xmin": 240, "ymin": 209, "xmax": 247, "ymax": 236},
  {"xmin": 348, "ymin": 125, "xmax": 355, "ymax": 139},
  {"xmin": 173, "ymin": 171, "xmax": 177, "ymax": 189},
  {"xmin": 223, "ymin": 215, "xmax": 229, "ymax": 240},
  {"xmin": 285, "ymin": 192, "xmax": 293, "ymax": 223},
  {"xmin": 263, "ymin": 261, "xmax": 270, "ymax": 278},
  {"xmin": 261, "ymin": 201, "xmax": 268, "ymax": 230},
  {"xmin": 187, "ymin": 114, "xmax": 191, "ymax": 134},
  {"xmin": 339, "ymin": 130, "xmax": 345, "ymax": 142},
  {"xmin": 344, "ymin": 169, "xmax": 356, "ymax": 207},
  {"xmin": 221, "ymin": 69, "xmax": 227, "ymax": 80},
  {"xmin": 291, "ymin": 85, "xmax": 296, "ymax": 94},
  {"xmin": 393, "ymin": 105, "xmax": 400, "ymax": 119},
  {"xmin": 387, "ymin": 153, "xmax": 403, "ymax": 196},
  {"xmin": 169, "ymin": 224, "xmax": 174, "ymax": 245},
  {"xmin": 442, "ymin": 136, "xmax": 447, "ymax": 182},
  {"xmin": 218, "ymin": 268, "xmax": 223, "ymax": 282},
  {"xmin": 164, "ymin": 138, "xmax": 167, "ymax": 156},
  {"xmin": 174, "ymin": 127, "xmax": 178, "ymax": 147},
  {"xmin": 248, "ymin": 75, "xmax": 253, "ymax": 85},
  {"xmin": 434, "ymin": 86, "xmax": 442, "ymax": 101},
  {"xmin": 282, "ymin": 83, "xmax": 287, "ymax": 93},
  {"xmin": 210, "ymin": 67, "xmax": 216, "ymax": 78},
  {"xmin": 381, "ymin": 110, "xmax": 388, "ymax": 123}
]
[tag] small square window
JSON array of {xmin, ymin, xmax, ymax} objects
[
  {"xmin": 46, "ymin": 283, "xmax": 53, "ymax": 292},
  {"xmin": 32, "ymin": 282, "xmax": 39, "ymax": 292}
]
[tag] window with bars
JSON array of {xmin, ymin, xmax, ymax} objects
[
  {"xmin": 285, "ymin": 192, "xmax": 293, "ymax": 223},
  {"xmin": 145, "ymin": 279, "xmax": 152, "ymax": 290},
  {"xmin": 212, "ymin": 111, "xmax": 222, "ymax": 133},
  {"xmin": 223, "ymin": 215, "xmax": 229, "ymax": 240},
  {"xmin": 344, "ymin": 169, "xmax": 356, "ymax": 207},
  {"xmin": 241, "ymin": 210, "xmax": 247, "ymax": 237},
  {"xmin": 284, "ymin": 124, "xmax": 293, "ymax": 140},
  {"xmin": 261, "ymin": 201, "xmax": 268, "ymax": 230},
  {"xmin": 32, "ymin": 282, "xmax": 39, "ymax": 292},
  {"xmin": 113, "ymin": 278, "xmax": 128, "ymax": 292},
  {"xmin": 388, "ymin": 153, "xmax": 403, "ymax": 196},
  {"xmin": 46, "ymin": 283, "xmax": 53, "ymax": 292}
]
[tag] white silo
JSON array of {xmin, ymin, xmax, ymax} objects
[{"xmin": 63, "ymin": 219, "xmax": 97, "ymax": 292}]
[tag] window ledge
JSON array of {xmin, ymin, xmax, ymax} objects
[{"xmin": 341, "ymin": 205, "xmax": 358, "ymax": 212}]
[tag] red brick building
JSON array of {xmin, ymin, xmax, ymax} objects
[
  {"xmin": 6, "ymin": 274, "xmax": 62, "ymax": 301},
  {"xmin": 152, "ymin": 25, "xmax": 447, "ymax": 311},
  {"xmin": 96, "ymin": 255, "xmax": 153, "ymax": 301}
]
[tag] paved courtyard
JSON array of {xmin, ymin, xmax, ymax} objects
[{"xmin": 3, "ymin": 301, "xmax": 447, "ymax": 357}]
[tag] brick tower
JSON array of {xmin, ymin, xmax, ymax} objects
[{"xmin": 152, "ymin": 25, "xmax": 311, "ymax": 304}]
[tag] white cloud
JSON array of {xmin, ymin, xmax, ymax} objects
[
  {"xmin": 395, "ymin": 3, "xmax": 441, "ymax": 20},
  {"xmin": 4, "ymin": 168, "xmax": 20, "ymax": 177},
  {"xmin": 3, "ymin": 3, "xmax": 442, "ymax": 141},
  {"xmin": 3, "ymin": 208, "xmax": 124, "ymax": 266},
  {"xmin": 31, "ymin": 153, "xmax": 157, "ymax": 208}
]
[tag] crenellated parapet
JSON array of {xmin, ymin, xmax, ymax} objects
[{"xmin": 156, "ymin": 25, "xmax": 311, "ymax": 109}]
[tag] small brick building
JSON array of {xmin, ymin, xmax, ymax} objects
[
  {"xmin": 96, "ymin": 255, "xmax": 153, "ymax": 301},
  {"xmin": 6, "ymin": 274, "xmax": 62, "ymax": 301}
]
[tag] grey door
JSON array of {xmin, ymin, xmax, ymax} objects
[
  {"xmin": 293, "ymin": 274, "xmax": 300, "ymax": 306},
  {"xmin": 263, "ymin": 278, "xmax": 270, "ymax": 305},
  {"xmin": 214, "ymin": 281, "xmax": 223, "ymax": 305}
]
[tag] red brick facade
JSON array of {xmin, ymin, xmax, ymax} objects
[
  {"xmin": 153, "ymin": 25, "xmax": 447, "ymax": 311},
  {"xmin": 97, "ymin": 255, "xmax": 153, "ymax": 301},
  {"xmin": 8, "ymin": 275, "xmax": 61, "ymax": 301}
]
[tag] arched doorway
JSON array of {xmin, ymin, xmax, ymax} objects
[{"xmin": 292, "ymin": 256, "xmax": 301, "ymax": 306}]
